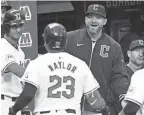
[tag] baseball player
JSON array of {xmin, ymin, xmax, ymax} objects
[
  {"xmin": 126, "ymin": 40, "xmax": 144, "ymax": 80},
  {"xmin": 119, "ymin": 69, "xmax": 144, "ymax": 115},
  {"xmin": 9, "ymin": 23, "xmax": 106, "ymax": 115},
  {"xmin": 1, "ymin": 0, "xmax": 12, "ymax": 37},
  {"xmin": 1, "ymin": 0, "xmax": 12, "ymax": 24},
  {"xmin": 1, "ymin": 9, "xmax": 31, "ymax": 115}
]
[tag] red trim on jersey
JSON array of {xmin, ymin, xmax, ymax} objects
[
  {"xmin": 124, "ymin": 98, "xmax": 142, "ymax": 107},
  {"xmin": 119, "ymin": 94, "xmax": 125, "ymax": 101},
  {"xmin": 2, "ymin": 61, "xmax": 16, "ymax": 73},
  {"xmin": 24, "ymin": 80, "xmax": 38, "ymax": 88}
]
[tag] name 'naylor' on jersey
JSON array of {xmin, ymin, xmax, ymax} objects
[{"xmin": 48, "ymin": 61, "xmax": 77, "ymax": 73}]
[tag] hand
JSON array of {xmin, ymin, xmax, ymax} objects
[
  {"xmin": 101, "ymin": 106, "xmax": 111, "ymax": 115},
  {"xmin": 9, "ymin": 107, "xmax": 16, "ymax": 115},
  {"xmin": 21, "ymin": 110, "xmax": 32, "ymax": 115}
]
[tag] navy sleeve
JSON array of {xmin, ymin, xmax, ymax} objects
[
  {"xmin": 123, "ymin": 101, "xmax": 140, "ymax": 115},
  {"xmin": 111, "ymin": 44, "xmax": 129, "ymax": 99}
]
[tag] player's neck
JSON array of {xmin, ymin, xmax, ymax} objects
[
  {"xmin": 127, "ymin": 62, "xmax": 142, "ymax": 72},
  {"xmin": 87, "ymin": 29, "xmax": 102, "ymax": 42},
  {"xmin": 5, "ymin": 34, "xmax": 18, "ymax": 49}
]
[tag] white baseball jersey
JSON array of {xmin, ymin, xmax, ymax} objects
[
  {"xmin": 1, "ymin": 38, "xmax": 25, "ymax": 97},
  {"xmin": 124, "ymin": 69, "xmax": 144, "ymax": 115},
  {"xmin": 22, "ymin": 52, "xmax": 100, "ymax": 113}
]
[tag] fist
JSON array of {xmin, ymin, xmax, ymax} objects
[
  {"xmin": 21, "ymin": 110, "xmax": 32, "ymax": 115},
  {"xmin": 9, "ymin": 107, "xmax": 16, "ymax": 115}
]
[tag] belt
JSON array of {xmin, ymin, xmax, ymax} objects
[
  {"xmin": 40, "ymin": 109, "xmax": 76, "ymax": 114},
  {"xmin": 1, "ymin": 95, "xmax": 17, "ymax": 102}
]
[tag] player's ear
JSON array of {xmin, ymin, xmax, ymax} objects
[
  {"xmin": 103, "ymin": 18, "xmax": 107, "ymax": 25},
  {"xmin": 85, "ymin": 17, "xmax": 89, "ymax": 24},
  {"xmin": 127, "ymin": 50, "xmax": 131, "ymax": 58}
]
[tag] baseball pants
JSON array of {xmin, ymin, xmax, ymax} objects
[{"xmin": 35, "ymin": 109, "xmax": 81, "ymax": 115}]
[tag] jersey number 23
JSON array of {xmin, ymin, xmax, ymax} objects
[{"xmin": 48, "ymin": 75, "xmax": 75, "ymax": 99}]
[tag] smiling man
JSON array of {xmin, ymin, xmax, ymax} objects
[
  {"xmin": 126, "ymin": 40, "xmax": 144, "ymax": 81},
  {"xmin": 66, "ymin": 4, "xmax": 129, "ymax": 115}
]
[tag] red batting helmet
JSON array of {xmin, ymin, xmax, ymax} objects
[
  {"xmin": 42, "ymin": 23, "xmax": 67, "ymax": 50},
  {"xmin": 2, "ymin": 9, "xmax": 26, "ymax": 33}
]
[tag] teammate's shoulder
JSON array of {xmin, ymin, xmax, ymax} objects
[
  {"xmin": 1, "ymin": 38, "xmax": 13, "ymax": 51},
  {"xmin": 67, "ymin": 28, "xmax": 85, "ymax": 45},
  {"xmin": 27, "ymin": 56, "xmax": 41, "ymax": 68},
  {"xmin": 34, "ymin": 54, "xmax": 45, "ymax": 62},
  {"xmin": 103, "ymin": 33, "xmax": 121, "ymax": 48},
  {"xmin": 67, "ymin": 28, "xmax": 85, "ymax": 37},
  {"xmin": 67, "ymin": 53, "xmax": 87, "ymax": 65},
  {"xmin": 103, "ymin": 33, "xmax": 119, "ymax": 44},
  {"xmin": 131, "ymin": 69, "xmax": 144, "ymax": 80},
  {"xmin": 134, "ymin": 69, "xmax": 144, "ymax": 75},
  {"xmin": 38, "ymin": 54, "xmax": 43, "ymax": 58},
  {"xmin": 1, "ymin": 38, "xmax": 7, "ymax": 45},
  {"xmin": 35, "ymin": 53, "xmax": 51, "ymax": 63}
]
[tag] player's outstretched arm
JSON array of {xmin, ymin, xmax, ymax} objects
[
  {"xmin": 2, "ymin": 53, "xmax": 26, "ymax": 78},
  {"xmin": 7, "ymin": 63, "xmax": 25, "ymax": 78},
  {"xmin": 111, "ymin": 45, "xmax": 129, "ymax": 99},
  {"xmin": 9, "ymin": 82, "xmax": 37, "ymax": 114},
  {"xmin": 85, "ymin": 89, "xmax": 106, "ymax": 112}
]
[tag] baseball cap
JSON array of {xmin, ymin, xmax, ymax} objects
[
  {"xmin": 85, "ymin": 4, "xmax": 106, "ymax": 18},
  {"xmin": 129, "ymin": 40, "xmax": 144, "ymax": 51},
  {"xmin": 1, "ymin": 1, "xmax": 12, "ymax": 11}
]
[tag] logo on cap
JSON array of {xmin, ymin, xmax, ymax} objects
[
  {"xmin": 93, "ymin": 4, "xmax": 99, "ymax": 10},
  {"xmin": 14, "ymin": 13, "xmax": 21, "ymax": 20},
  {"xmin": 139, "ymin": 40, "xmax": 144, "ymax": 45}
]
